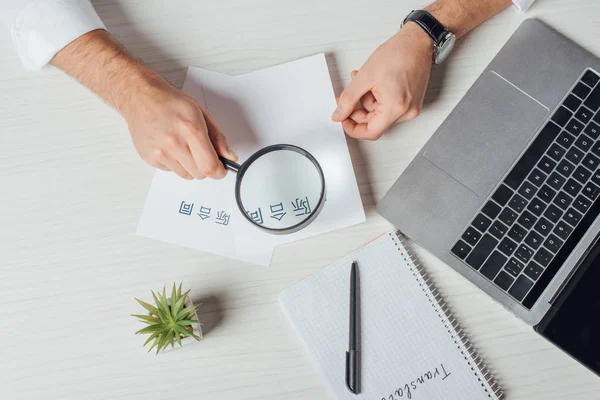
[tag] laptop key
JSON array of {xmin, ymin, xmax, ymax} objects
[
  {"xmin": 537, "ymin": 185, "xmax": 556, "ymax": 203},
  {"xmin": 565, "ymin": 147, "xmax": 584, "ymax": 165},
  {"xmin": 518, "ymin": 210, "xmax": 537, "ymax": 229},
  {"xmin": 575, "ymin": 134, "xmax": 594, "ymax": 152},
  {"xmin": 505, "ymin": 258, "xmax": 525, "ymax": 277},
  {"xmin": 481, "ymin": 201, "xmax": 501, "ymax": 219},
  {"xmin": 564, "ymin": 94, "xmax": 582, "ymax": 111},
  {"xmin": 451, "ymin": 240, "xmax": 472, "ymax": 259},
  {"xmin": 534, "ymin": 247, "xmax": 553, "ymax": 267},
  {"xmin": 534, "ymin": 217, "xmax": 554, "ymax": 236},
  {"xmin": 553, "ymin": 220, "xmax": 573, "ymax": 240},
  {"xmin": 565, "ymin": 119, "xmax": 585, "ymax": 136},
  {"xmin": 498, "ymin": 208, "xmax": 518, "ymax": 226},
  {"xmin": 494, "ymin": 271, "xmax": 515, "ymax": 291},
  {"xmin": 564, "ymin": 208, "xmax": 583, "ymax": 226},
  {"xmin": 573, "ymin": 82, "xmax": 592, "ymax": 99},
  {"xmin": 527, "ymin": 197, "xmax": 547, "ymax": 216},
  {"xmin": 492, "ymin": 184, "xmax": 514, "ymax": 206},
  {"xmin": 547, "ymin": 143, "xmax": 566, "ymax": 161},
  {"xmin": 592, "ymin": 141, "xmax": 600, "ymax": 157},
  {"xmin": 515, "ymin": 244, "xmax": 534, "ymax": 263},
  {"xmin": 553, "ymin": 191, "xmax": 573, "ymax": 210},
  {"xmin": 472, "ymin": 213, "xmax": 492, "ymax": 232},
  {"xmin": 508, "ymin": 224, "xmax": 527, "ymax": 243},
  {"xmin": 575, "ymin": 107, "xmax": 593, "ymax": 124},
  {"xmin": 581, "ymin": 70, "xmax": 600, "ymax": 88},
  {"xmin": 556, "ymin": 159, "xmax": 576, "ymax": 178},
  {"xmin": 563, "ymin": 178, "xmax": 583, "ymax": 197},
  {"xmin": 546, "ymin": 172, "xmax": 565, "ymax": 191},
  {"xmin": 585, "ymin": 121, "xmax": 600, "ymax": 139},
  {"xmin": 538, "ymin": 156, "xmax": 556, "ymax": 174},
  {"xmin": 544, "ymin": 234, "xmax": 563, "ymax": 253},
  {"xmin": 489, "ymin": 220, "xmax": 508, "ymax": 240},
  {"xmin": 524, "ymin": 262, "xmax": 544, "ymax": 281},
  {"xmin": 573, "ymin": 166, "xmax": 592, "ymax": 184},
  {"xmin": 504, "ymin": 122, "xmax": 560, "ymax": 190},
  {"xmin": 465, "ymin": 234, "xmax": 498, "ymax": 270},
  {"xmin": 508, "ymin": 194, "xmax": 527, "ymax": 213},
  {"xmin": 593, "ymin": 171, "xmax": 600, "ymax": 186},
  {"xmin": 557, "ymin": 131, "xmax": 576, "ymax": 149},
  {"xmin": 573, "ymin": 195, "xmax": 592, "ymax": 214},
  {"xmin": 551, "ymin": 106, "xmax": 573, "ymax": 127},
  {"xmin": 480, "ymin": 251, "xmax": 507, "ymax": 280},
  {"xmin": 582, "ymin": 153, "xmax": 600, "ymax": 170},
  {"xmin": 543, "ymin": 204, "xmax": 563, "ymax": 223},
  {"xmin": 524, "ymin": 231, "xmax": 543, "ymax": 250},
  {"xmin": 584, "ymin": 85, "xmax": 600, "ymax": 111},
  {"xmin": 518, "ymin": 181, "xmax": 537, "ymax": 200},
  {"xmin": 509, "ymin": 275, "xmax": 534, "ymax": 301},
  {"xmin": 498, "ymin": 237, "xmax": 517, "ymax": 257},
  {"xmin": 462, "ymin": 226, "xmax": 482, "ymax": 246},
  {"xmin": 527, "ymin": 169, "xmax": 547, "ymax": 187},
  {"xmin": 582, "ymin": 182, "xmax": 600, "ymax": 201}
]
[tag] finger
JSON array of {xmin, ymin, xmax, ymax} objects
[
  {"xmin": 164, "ymin": 158, "xmax": 193, "ymax": 180},
  {"xmin": 350, "ymin": 70, "xmax": 358, "ymax": 79},
  {"xmin": 361, "ymin": 92, "xmax": 377, "ymax": 112},
  {"xmin": 173, "ymin": 145, "xmax": 207, "ymax": 180},
  {"xmin": 344, "ymin": 112, "xmax": 395, "ymax": 141},
  {"xmin": 185, "ymin": 110, "xmax": 228, "ymax": 180},
  {"xmin": 332, "ymin": 72, "xmax": 372, "ymax": 122},
  {"xmin": 348, "ymin": 109, "xmax": 370, "ymax": 124},
  {"xmin": 204, "ymin": 110, "xmax": 238, "ymax": 162}
]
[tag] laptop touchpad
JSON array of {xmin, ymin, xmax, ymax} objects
[{"xmin": 423, "ymin": 71, "xmax": 549, "ymax": 197}]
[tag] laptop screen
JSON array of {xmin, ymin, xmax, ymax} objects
[{"xmin": 535, "ymin": 236, "xmax": 600, "ymax": 376}]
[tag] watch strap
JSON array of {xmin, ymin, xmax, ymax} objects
[{"xmin": 403, "ymin": 10, "xmax": 448, "ymax": 45}]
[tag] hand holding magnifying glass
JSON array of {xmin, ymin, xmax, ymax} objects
[{"xmin": 219, "ymin": 144, "xmax": 326, "ymax": 234}]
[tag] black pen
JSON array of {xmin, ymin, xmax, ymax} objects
[{"xmin": 345, "ymin": 261, "xmax": 360, "ymax": 394}]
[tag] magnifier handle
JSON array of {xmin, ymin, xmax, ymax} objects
[{"xmin": 219, "ymin": 156, "xmax": 240, "ymax": 173}]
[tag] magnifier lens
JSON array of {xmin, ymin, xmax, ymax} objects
[{"xmin": 238, "ymin": 149, "xmax": 323, "ymax": 231}]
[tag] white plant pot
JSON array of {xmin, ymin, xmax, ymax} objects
[{"xmin": 149, "ymin": 296, "xmax": 203, "ymax": 353}]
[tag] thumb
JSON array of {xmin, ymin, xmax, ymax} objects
[
  {"xmin": 332, "ymin": 72, "xmax": 371, "ymax": 122},
  {"xmin": 203, "ymin": 111, "xmax": 238, "ymax": 162}
]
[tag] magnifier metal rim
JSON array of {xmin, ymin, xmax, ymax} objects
[{"xmin": 234, "ymin": 144, "xmax": 326, "ymax": 234}]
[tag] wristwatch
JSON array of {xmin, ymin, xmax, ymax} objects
[{"xmin": 401, "ymin": 10, "xmax": 457, "ymax": 65}]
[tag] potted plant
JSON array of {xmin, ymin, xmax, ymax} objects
[{"xmin": 132, "ymin": 283, "xmax": 203, "ymax": 354}]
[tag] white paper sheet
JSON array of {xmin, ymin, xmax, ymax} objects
[{"xmin": 137, "ymin": 54, "xmax": 365, "ymax": 266}]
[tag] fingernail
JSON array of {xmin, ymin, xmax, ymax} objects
[
  {"xmin": 331, "ymin": 107, "xmax": 343, "ymax": 121},
  {"xmin": 228, "ymin": 149, "xmax": 238, "ymax": 162}
]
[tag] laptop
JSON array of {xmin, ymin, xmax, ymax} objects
[{"xmin": 378, "ymin": 18, "xmax": 600, "ymax": 375}]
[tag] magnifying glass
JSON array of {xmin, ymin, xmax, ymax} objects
[{"xmin": 219, "ymin": 144, "xmax": 326, "ymax": 234}]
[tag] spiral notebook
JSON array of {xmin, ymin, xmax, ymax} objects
[{"xmin": 279, "ymin": 232, "xmax": 503, "ymax": 400}]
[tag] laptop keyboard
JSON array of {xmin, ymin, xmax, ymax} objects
[{"xmin": 451, "ymin": 69, "xmax": 600, "ymax": 309}]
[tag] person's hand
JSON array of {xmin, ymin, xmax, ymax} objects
[
  {"xmin": 124, "ymin": 81, "xmax": 237, "ymax": 180},
  {"xmin": 331, "ymin": 23, "xmax": 435, "ymax": 140}
]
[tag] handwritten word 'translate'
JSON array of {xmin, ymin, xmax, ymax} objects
[{"xmin": 381, "ymin": 363, "xmax": 451, "ymax": 400}]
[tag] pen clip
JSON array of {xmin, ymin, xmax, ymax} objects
[{"xmin": 346, "ymin": 351, "xmax": 359, "ymax": 394}]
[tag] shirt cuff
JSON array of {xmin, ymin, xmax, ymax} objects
[
  {"xmin": 512, "ymin": 0, "xmax": 535, "ymax": 13},
  {"xmin": 10, "ymin": 0, "xmax": 106, "ymax": 70}
]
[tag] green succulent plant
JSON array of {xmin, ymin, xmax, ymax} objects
[{"xmin": 133, "ymin": 283, "xmax": 201, "ymax": 354}]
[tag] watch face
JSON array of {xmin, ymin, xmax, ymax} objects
[{"xmin": 435, "ymin": 33, "xmax": 456, "ymax": 64}]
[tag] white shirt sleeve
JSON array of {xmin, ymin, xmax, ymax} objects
[
  {"xmin": 1, "ymin": 0, "xmax": 106, "ymax": 70},
  {"xmin": 512, "ymin": 0, "xmax": 536, "ymax": 13}
]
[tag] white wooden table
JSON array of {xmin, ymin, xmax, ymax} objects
[{"xmin": 1, "ymin": 0, "xmax": 599, "ymax": 399}]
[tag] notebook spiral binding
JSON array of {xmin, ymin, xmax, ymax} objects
[{"xmin": 389, "ymin": 232, "xmax": 504, "ymax": 400}]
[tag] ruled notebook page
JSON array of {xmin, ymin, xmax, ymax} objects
[{"xmin": 280, "ymin": 232, "xmax": 502, "ymax": 400}]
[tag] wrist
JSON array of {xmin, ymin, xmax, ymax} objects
[
  {"xmin": 396, "ymin": 22, "xmax": 435, "ymax": 56},
  {"xmin": 424, "ymin": 0, "xmax": 513, "ymax": 38}
]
